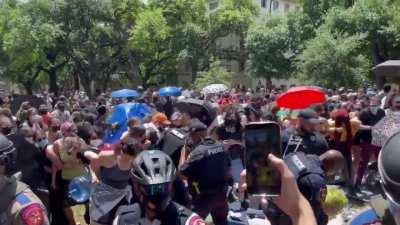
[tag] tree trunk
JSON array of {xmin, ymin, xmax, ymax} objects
[
  {"xmin": 80, "ymin": 75, "xmax": 93, "ymax": 99},
  {"xmin": 191, "ymin": 62, "xmax": 198, "ymax": 83},
  {"xmin": 48, "ymin": 69, "xmax": 58, "ymax": 95},
  {"xmin": 73, "ymin": 72, "xmax": 80, "ymax": 91},
  {"xmin": 266, "ymin": 77, "xmax": 272, "ymax": 92},
  {"xmin": 23, "ymin": 82, "xmax": 33, "ymax": 95}
]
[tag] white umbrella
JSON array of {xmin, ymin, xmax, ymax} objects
[{"xmin": 201, "ymin": 84, "xmax": 228, "ymax": 94}]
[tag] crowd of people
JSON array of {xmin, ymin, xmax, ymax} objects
[{"xmin": 0, "ymin": 83, "xmax": 400, "ymax": 225}]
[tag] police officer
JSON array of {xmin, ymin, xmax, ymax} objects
[
  {"xmin": 0, "ymin": 134, "xmax": 49, "ymax": 225},
  {"xmin": 180, "ymin": 119, "xmax": 232, "ymax": 225},
  {"xmin": 282, "ymin": 109, "xmax": 329, "ymax": 156},
  {"xmin": 159, "ymin": 116, "xmax": 191, "ymax": 207},
  {"xmin": 113, "ymin": 150, "xmax": 207, "ymax": 225},
  {"xmin": 266, "ymin": 150, "xmax": 345, "ymax": 225}
]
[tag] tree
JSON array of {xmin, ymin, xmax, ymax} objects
[
  {"xmin": 298, "ymin": 31, "xmax": 370, "ymax": 88},
  {"xmin": 246, "ymin": 12, "xmax": 314, "ymax": 88},
  {"xmin": 296, "ymin": 0, "xmax": 353, "ymax": 26},
  {"xmin": 194, "ymin": 59, "xmax": 232, "ymax": 91},
  {"xmin": 209, "ymin": 0, "xmax": 259, "ymax": 72},
  {"xmin": 322, "ymin": 0, "xmax": 400, "ymax": 65},
  {"xmin": 129, "ymin": 8, "xmax": 176, "ymax": 87},
  {"xmin": 53, "ymin": 0, "xmax": 118, "ymax": 97},
  {"xmin": 0, "ymin": 0, "xmax": 65, "ymax": 94}
]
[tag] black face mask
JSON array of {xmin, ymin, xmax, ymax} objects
[{"xmin": 1, "ymin": 127, "xmax": 12, "ymax": 136}]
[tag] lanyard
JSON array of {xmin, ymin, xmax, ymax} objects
[{"xmin": 283, "ymin": 135, "xmax": 303, "ymax": 157}]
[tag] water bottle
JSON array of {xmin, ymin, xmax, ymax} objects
[{"xmin": 68, "ymin": 173, "xmax": 92, "ymax": 203}]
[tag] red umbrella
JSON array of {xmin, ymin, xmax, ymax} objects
[{"xmin": 277, "ymin": 86, "xmax": 327, "ymax": 110}]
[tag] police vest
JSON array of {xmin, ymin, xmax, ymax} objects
[{"xmin": 189, "ymin": 138, "xmax": 230, "ymax": 193}]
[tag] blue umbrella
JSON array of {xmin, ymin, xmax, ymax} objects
[
  {"xmin": 111, "ymin": 89, "xmax": 140, "ymax": 98},
  {"xmin": 159, "ymin": 86, "xmax": 182, "ymax": 97},
  {"xmin": 102, "ymin": 103, "xmax": 153, "ymax": 144}
]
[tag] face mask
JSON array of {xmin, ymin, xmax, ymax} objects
[
  {"xmin": 1, "ymin": 127, "xmax": 12, "ymax": 136},
  {"xmin": 37, "ymin": 139, "xmax": 48, "ymax": 149},
  {"xmin": 370, "ymin": 106, "xmax": 379, "ymax": 115}
]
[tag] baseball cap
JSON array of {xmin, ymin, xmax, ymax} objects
[
  {"xmin": 298, "ymin": 109, "xmax": 319, "ymax": 124},
  {"xmin": 188, "ymin": 119, "xmax": 207, "ymax": 133},
  {"xmin": 152, "ymin": 113, "xmax": 171, "ymax": 125}
]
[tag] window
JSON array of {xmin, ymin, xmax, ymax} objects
[
  {"xmin": 261, "ymin": 0, "xmax": 267, "ymax": 8},
  {"xmin": 284, "ymin": 3, "xmax": 290, "ymax": 12},
  {"xmin": 209, "ymin": 0, "xmax": 218, "ymax": 10},
  {"xmin": 272, "ymin": 1, "xmax": 279, "ymax": 11}
]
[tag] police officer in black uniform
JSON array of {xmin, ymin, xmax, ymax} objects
[
  {"xmin": 113, "ymin": 150, "xmax": 206, "ymax": 225},
  {"xmin": 282, "ymin": 109, "xmax": 329, "ymax": 156},
  {"xmin": 159, "ymin": 116, "xmax": 190, "ymax": 207},
  {"xmin": 180, "ymin": 119, "xmax": 232, "ymax": 225},
  {"xmin": 265, "ymin": 150, "xmax": 345, "ymax": 225}
]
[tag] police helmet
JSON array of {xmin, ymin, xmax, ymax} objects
[
  {"xmin": 378, "ymin": 131, "xmax": 400, "ymax": 206},
  {"xmin": 131, "ymin": 150, "xmax": 176, "ymax": 186},
  {"xmin": 0, "ymin": 134, "xmax": 17, "ymax": 175}
]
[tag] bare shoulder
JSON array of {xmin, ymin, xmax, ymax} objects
[{"xmin": 98, "ymin": 151, "xmax": 117, "ymax": 166}]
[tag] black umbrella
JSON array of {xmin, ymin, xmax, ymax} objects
[
  {"xmin": 374, "ymin": 60, "xmax": 400, "ymax": 77},
  {"xmin": 373, "ymin": 60, "xmax": 400, "ymax": 88},
  {"xmin": 10, "ymin": 95, "xmax": 45, "ymax": 114},
  {"xmin": 174, "ymin": 98, "xmax": 217, "ymax": 126}
]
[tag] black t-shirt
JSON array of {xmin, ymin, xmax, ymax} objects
[
  {"xmin": 282, "ymin": 127, "xmax": 329, "ymax": 156},
  {"xmin": 357, "ymin": 108, "xmax": 385, "ymax": 144}
]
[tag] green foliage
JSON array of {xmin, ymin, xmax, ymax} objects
[
  {"xmin": 298, "ymin": 31, "xmax": 370, "ymax": 88},
  {"xmin": 194, "ymin": 59, "xmax": 231, "ymax": 91},
  {"xmin": 322, "ymin": 0, "xmax": 400, "ymax": 64},
  {"xmin": 129, "ymin": 8, "xmax": 176, "ymax": 87},
  {"xmin": 0, "ymin": 0, "xmax": 64, "ymax": 93},
  {"xmin": 296, "ymin": 0, "xmax": 352, "ymax": 25},
  {"xmin": 246, "ymin": 12, "xmax": 314, "ymax": 81}
]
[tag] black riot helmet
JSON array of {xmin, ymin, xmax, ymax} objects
[
  {"xmin": 0, "ymin": 134, "xmax": 17, "ymax": 176},
  {"xmin": 378, "ymin": 131, "xmax": 400, "ymax": 207}
]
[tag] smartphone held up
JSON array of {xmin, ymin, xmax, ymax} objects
[{"xmin": 245, "ymin": 122, "xmax": 282, "ymax": 197}]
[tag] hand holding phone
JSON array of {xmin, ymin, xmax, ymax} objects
[{"xmin": 245, "ymin": 122, "xmax": 282, "ymax": 196}]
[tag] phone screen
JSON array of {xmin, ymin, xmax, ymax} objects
[{"xmin": 245, "ymin": 122, "xmax": 282, "ymax": 196}]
